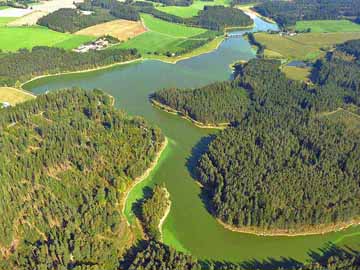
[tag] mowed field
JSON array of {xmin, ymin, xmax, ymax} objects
[
  {"xmin": 116, "ymin": 14, "xmax": 207, "ymax": 55},
  {"xmin": 0, "ymin": 87, "xmax": 35, "ymax": 105},
  {"xmin": 0, "ymin": 26, "xmax": 94, "ymax": 52},
  {"xmin": 254, "ymin": 32, "xmax": 360, "ymax": 60},
  {"xmin": 156, "ymin": 0, "xmax": 230, "ymax": 18},
  {"xmin": 75, "ymin": 19, "xmax": 147, "ymax": 41},
  {"xmin": 295, "ymin": 20, "xmax": 360, "ymax": 33}
]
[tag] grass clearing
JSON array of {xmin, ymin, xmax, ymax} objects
[
  {"xmin": 75, "ymin": 19, "xmax": 147, "ymax": 41},
  {"xmin": 141, "ymin": 13, "xmax": 205, "ymax": 37},
  {"xmin": 282, "ymin": 66, "xmax": 310, "ymax": 81},
  {"xmin": 0, "ymin": 87, "xmax": 35, "ymax": 105},
  {"xmin": 254, "ymin": 32, "xmax": 360, "ymax": 61},
  {"xmin": 116, "ymin": 13, "xmax": 213, "ymax": 59},
  {"xmin": 0, "ymin": 26, "xmax": 94, "ymax": 52},
  {"xmin": 156, "ymin": 0, "xmax": 230, "ymax": 18},
  {"xmin": 295, "ymin": 20, "xmax": 360, "ymax": 33},
  {"xmin": 319, "ymin": 108, "xmax": 360, "ymax": 135}
]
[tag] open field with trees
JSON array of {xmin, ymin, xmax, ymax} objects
[
  {"xmin": 295, "ymin": 20, "xmax": 360, "ymax": 33},
  {"xmin": 254, "ymin": 32, "xmax": 360, "ymax": 60},
  {"xmin": 75, "ymin": 19, "xmax": 147, "ymax": 41},
  {"xmin": 0, "ymin": 25, "xmax": 94, "ymax": 52},
  {"xmin": 0, "ymin": 87, "xmax": 35, "ymax": 105}
]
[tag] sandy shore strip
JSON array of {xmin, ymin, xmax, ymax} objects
[
  {"xmin": 158, "ymin": 188, "xmax": 171, "ymax": 242},
  {"xmin": 121, "ymin": 137, "xmax": 169, "ymax": 226},
  {"xmin": 217, "ymin": 218, "xmax": 360, "ymax": 237}
]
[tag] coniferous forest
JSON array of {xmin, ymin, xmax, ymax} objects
[
  {"xmin": 0, "ymin": 47, "xmax": 140, "ymax": 87},
  {"xmin": 254, "ymin": 0, "xmax": 360, "ymax": 27},
  {"xmin": 153, "ymin": 41, "xmax": 360, "ymax": 233},
  {"xmin": 0, "ymin": 89, "xmax": 164, "ymax": 270}
]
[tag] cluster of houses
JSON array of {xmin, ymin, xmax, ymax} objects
[
  {"xmin": 73, "ymin": 38, "xmax": 110, "ymax": 53},
  {"xmin": 279, "ymin": 31, "xmax": 298, "ymax": 37}
]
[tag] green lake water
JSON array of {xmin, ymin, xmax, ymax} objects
[{"xmin": 24, "ymin": 15, "xmax": 360, "ymax": 267}]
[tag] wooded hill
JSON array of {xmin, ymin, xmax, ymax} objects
[
  {"xmin": 0, "ymin": 46, "xmax": 140, "ymax": 87},
  {"xmin": 254, "ymin": 0, "xmax": 360, "ymax": 28},
  {"xmin": 153, "ymin": 41, "xmax": 360, "ymax": 232},
  {"xmin": 0, "ymin": 89, "xmax": 164, "ymax": 270},
  {"xmin": 38, "ymin": 0, "xmax": 252, "ymax": 33}
]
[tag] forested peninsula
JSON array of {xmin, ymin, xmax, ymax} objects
[
  {"xmin": 152, "ymin": 40, "xmax": 360, "ymax": 235},
  {"xmin": 0, "ymin": 46, "xmax": 140, "ymax": 87},
  {"xmin": 0, "ymin": 88, "xmax": 165, "ymax": 270}
]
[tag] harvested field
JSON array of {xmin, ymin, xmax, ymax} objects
[
  {"xmin": 7, "ymin": 10, "xmax": 48, "ymax": 26},
  {"xmin": 75, "ymin": 19, "xmax": 147, "ymax": 41}
]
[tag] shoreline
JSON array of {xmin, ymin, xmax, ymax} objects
[
  {"xmin": 217, "ymin": 218, "xmax": 360, "ymax": 237},
  {"xmin": 158, "ymin": 188, "xmax": 171, "ymax": 242},
  {"xmin": 151, "ymin": 99, "xmax": 229, "ymax": 130},
  {"xmin": 121, "ymin": 137, "xmax": 169, "ymax": 226},
  {"xmin": 20, "ymin": 58, "xmax": 144, "ymax": 89}
]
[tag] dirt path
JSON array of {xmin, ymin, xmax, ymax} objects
[{"xmin": 158, "ymin": 188, "xmax": 171, "ymax": 242}]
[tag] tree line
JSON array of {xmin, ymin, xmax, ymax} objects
[
  {"xmin": 254, "ymin": 0, "xmax": 360, "ymax": 28},
  {"xmin": 0, "ymin": 46, "xmax": 140, "ymax": 87}
]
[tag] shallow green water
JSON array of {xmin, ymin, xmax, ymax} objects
[{"xmin": 25, "ymin": 16, "xmax": 359, "ymax": 266}]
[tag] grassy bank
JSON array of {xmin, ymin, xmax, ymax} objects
[
  {"xmin": 295, "ymin": 20, "xmax": 360, "ymax": 33},
  {"xmin": 254, "ymin": 32, "xmax": 360, "ymax": 61}
]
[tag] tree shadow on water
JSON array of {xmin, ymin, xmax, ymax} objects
[{"xmin": 186, "ymin": 134, "xmax": 217, "ymax": 215}]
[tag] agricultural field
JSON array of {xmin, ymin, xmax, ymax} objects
[
  {"xmin": 75, "ymin": 19, "xmax": 147, "ymax": 41},
  {"xmin": 0, "ymin": 26, "xmax": 94, "ymax": 52},
  {"xmin": 295, "ymin": 20, "xmax": 360, "ymax": 33},
  {"xmin": 116, "ymin": 14, "xmax": 211, "ymax": 57},
  {"xmin": 7, "ymin": 10, "xmax": 48, "ymax": 26},
  {"xmin": 0, "ymin": 17, "xmax": 14, "ymax": 26},
  {"xmin": 0, "ymin": 87, "xmax": 35, "ymax": 106},
  {"xmin": 156, "ymin": 0, "xmax": 230, "ymax": 18},
  {"xmin": 254, "ymin": 32, "xmax": 360, "ymax": 61}
]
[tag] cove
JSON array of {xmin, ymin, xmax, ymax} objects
[{"xmin": 24, "ymin": 15, "xmax": 360, "ymax": 266}]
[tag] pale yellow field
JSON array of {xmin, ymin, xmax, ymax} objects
[
  {"xmin": 75, "ymin": 19, "xmax": 147, "ymax": 41},
  {"xmin": 0, "ymin": 87, "xmax": 35, "ymax": 106},
  {"xmin": 7, "ymin": 10, "xmax": 48, "ymax": 26}
]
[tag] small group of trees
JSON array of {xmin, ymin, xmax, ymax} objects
[{"xmin": 140, "ymin": 184, "xmax": 170, "ymax": 240}]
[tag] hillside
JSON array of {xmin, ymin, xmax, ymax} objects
[{"xmin": 0, "ymin": 88, "xmax": 164, "ymax": 270}]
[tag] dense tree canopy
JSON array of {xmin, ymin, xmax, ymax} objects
[
  {"xmin": 0, "ymin": 89, "xmax": 164, "ymax": 270},
  {"xmin": 152, "ymin": 81, "xmax": 249, "ymax": 125},
  {"xmin": 153, "ymin": 42, "xmax": 360, "ymax": 232},
  {"xmin": 0, "ymin": 46, "xmax": 140, "ymax": 87},
  {"xmin": 37, "ymin": 8, "xmax": 116, "ymax": 33},
  {"xmin": 140, "ymin": 184, "xmax": 170, "ymax": 240},
  {"xmin": 254, "ymin": 0, "xmax": 360, "ymax": 27}
]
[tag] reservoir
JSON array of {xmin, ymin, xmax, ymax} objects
[{"xmin": 24, "ymin": 14, "xmax": 360, "ymax": 266}]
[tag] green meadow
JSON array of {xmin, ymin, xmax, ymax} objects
[
  {"xmin": 295, "ymin": 20, "xmax": 360, "ymax": 33},
  {"xmin": 117, "ymin": 14, "xmax": 209, "ymax": 56},
  {"xmin": 0, "ymin": 26, "xmax": 94, "ymax": 52},
  {"xmin": 0, "ymin": 17, "xmax": 15, "ymax": 26},
  {"xmin": 156, "ymin": 0, "xmax": 230, "ymax": 18}
]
